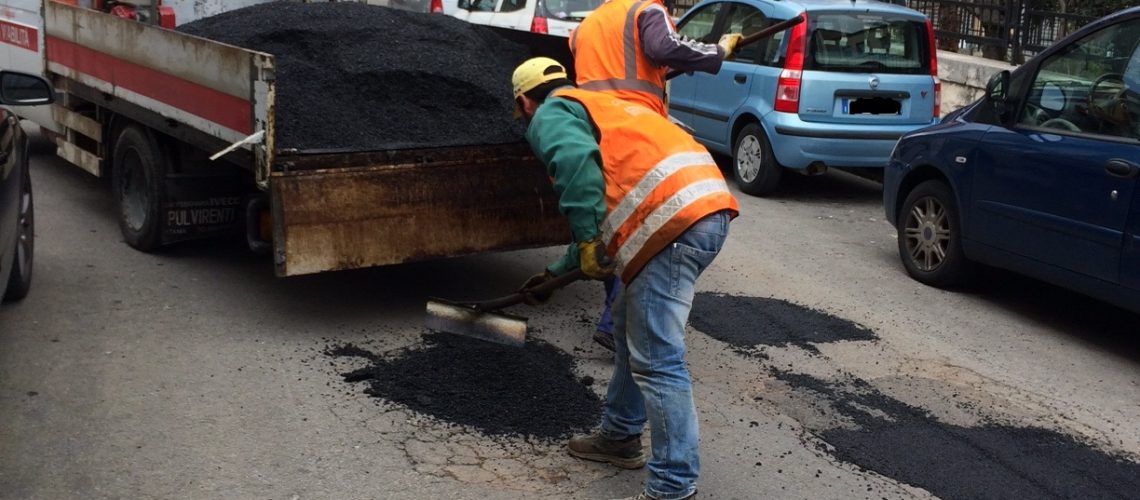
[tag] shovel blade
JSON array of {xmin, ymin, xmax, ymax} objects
[{"xmin": 424, "ymin": 299, "xmax": 528, "ymax": 348}]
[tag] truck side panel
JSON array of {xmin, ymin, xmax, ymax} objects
[
  {"xmin": 44, "ymin": 1, "xmax": 273, "ymax": 151},
  {"xmin": 270, "ymin": 147, "xmax": 570, "ymax": 276}
]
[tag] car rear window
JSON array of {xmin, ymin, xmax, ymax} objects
[
  {"xmin": 807, "ymin": 13, "xmax": 930, "ymax": 74},
  {"xmin": 539, "ymin": 0, "xmax": 604, "ymax": 21}
]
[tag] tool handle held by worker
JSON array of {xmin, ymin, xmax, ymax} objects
[
  {"xmin": 665, "ymin": 15, "xmax": 805, "ymax": 81},
  {"xmin": 472, "ymin": 268, "xmax": 588, "ymax": 312}
]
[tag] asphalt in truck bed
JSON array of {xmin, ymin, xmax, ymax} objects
[{"xmin": 179, "ymin": 2, "xmax": 529, "ymax": 152}]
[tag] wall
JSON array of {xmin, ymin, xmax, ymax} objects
[{"xmin": 937, "ymin": 50, "xmax": 1017, "ymax": 116}]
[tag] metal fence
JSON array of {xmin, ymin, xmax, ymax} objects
[
  {"xmin": 663, "ymin": 0, "xmax": 1103, "ymax": 65},
  {"xmin": 907, "ymin": 0, "xmax": 1097, "ymax": 63}
]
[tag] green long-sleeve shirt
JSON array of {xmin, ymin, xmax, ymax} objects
[{"xmin": 525, "ymin": 93, "xmax": 607, "ymax": 276}]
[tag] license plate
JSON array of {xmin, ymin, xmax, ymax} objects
[{"xmin": 844, "ymin": 97, "xmax": 902, "ymax": 115}]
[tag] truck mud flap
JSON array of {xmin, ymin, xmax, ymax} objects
[
  {"xmin": 269, "ymin": 149, "xmax": 570, "ymax": 277},
  {"xmin": 161, "ymin": 173, "xmax": 248, "ymax": 244}
]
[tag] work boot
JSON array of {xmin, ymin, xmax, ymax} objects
[
  {"xmin": 593, "ymin": 330, "xmax": 616, "ymax": 352},
  {"xmin": 568, "ymin": 433, "xmax": 647, "ymax": 469}
]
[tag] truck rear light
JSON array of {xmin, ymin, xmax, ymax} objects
[
  {"xmin": 531, "ymin": 16, "xmax": 548, "ymax": 34},
  {"xmin": 925, "ymin": 19, "xmax": 940, "ymax": 118},
  {"xmin": 430, "ymin": 0, "xmax": 443, "ymax": 14},
  {"xmin": 774, "ymin": 13, "xmax": 807, "ymax": 113}
]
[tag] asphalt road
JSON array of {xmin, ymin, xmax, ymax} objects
[{"xmin": 2, "ymin": 132, "xmax": 1139, "ymax": 500}]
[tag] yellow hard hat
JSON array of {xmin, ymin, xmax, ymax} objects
[{"xmin": 511, "ymin": 57, "xmax": 568, "ymax": 100}]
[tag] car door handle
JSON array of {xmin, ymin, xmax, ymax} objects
[
  {"xmin": 1105, "ymin": 159, "xmax": 1140, "ymax": 179},
  {"xmin": 733, "ymin": 74, "xmax": 747, "ymax": 84}
]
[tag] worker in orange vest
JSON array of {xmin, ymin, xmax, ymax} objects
[
  {"xmin": 571, "ymin": 0, "xmax": 741, "ymax": 352},
  {"xmin": 570, "ymin": 0, "xmax": 744, "ymax": 117},
  {"xmin": 513, "ymin": 57, "xmax": 738, "ymax": 500}
]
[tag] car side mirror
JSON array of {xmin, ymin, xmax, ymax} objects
[
  {"xmin": 986, "ymin": 70, "xmax": 1011, "ymax": 121},
  {"xmin": 0, "ymin": 71, "xmax": 54, "ymax": 106}
]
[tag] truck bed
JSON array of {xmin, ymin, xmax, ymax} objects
[{"xmin": 41, "ymin": 2, "xmax": 570, "ymax": 276}]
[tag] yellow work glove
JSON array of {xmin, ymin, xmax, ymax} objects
[
  {"xmin": 519, "ymin": 270, "xmax": 555, "ymax": 306},
  {"xmin": 718, "ymin": 33, "xmax": 744, "ymax": 60},
  {"xmin": 577, "ymin": 237, "xmax": 615, "ymax": 280}
]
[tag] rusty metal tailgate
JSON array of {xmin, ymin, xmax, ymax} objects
[{"xmin": 269, "ymin": 144, "xmax": 569, "ymax": 276}]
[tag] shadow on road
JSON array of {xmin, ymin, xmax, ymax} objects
[
  {"xmin": 157, "ymin": 236, "xmax": 546, "ymax": 325},
  {"xmin": 712, "ymin": 153, "xmax": 884, "ymax": 205},
  {"xmin": 968, "ymin": 267, "xmax": 1140, "ymax": 362},
  {"xmin": 764, "ymin": 169, "xmax": 883, "ymax": 204}
]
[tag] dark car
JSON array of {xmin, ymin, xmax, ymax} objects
[
  {"xmin": 883, "ymin": 7, "xmax": 1140, "ymax": 313},
  {"xmin": 0, "ymin": 71, "xmax": 55, "ymax": 303}
]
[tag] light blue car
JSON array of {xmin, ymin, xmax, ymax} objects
[{"xmin": 669, "ymin": 0, "xmax": 940, "ymax": 195}]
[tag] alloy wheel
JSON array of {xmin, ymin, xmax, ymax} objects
[
  {"xmin": 736, "ymin": 135, "xmax": 763, "ymax": 183},
  {"xmin": 904, "ymin": 196, "xmax": 951, "ymax": 272}
]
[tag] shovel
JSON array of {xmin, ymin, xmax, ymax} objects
[
  {"xmin": 424, "ymin": 268, "xmax": 589, "ymax": 347},
  {"xmin": 665, "ymin": 15, "xmax": 805, "ymax": 80}
]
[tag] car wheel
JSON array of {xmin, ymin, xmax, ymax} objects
[
  {"xmin": 113, "ymin": 125, "xmax": 165, "ymax": 252},
  {"xmin": 897, "ymin": 179, "xmax": 970, "ymax": 287},
  {"xmin": 733, "ymin": 123, "xmax": 782, "ymax": 196},
  {"xmin": 4, "ymin": 158, "xmax": 34, "ymax": 302}
]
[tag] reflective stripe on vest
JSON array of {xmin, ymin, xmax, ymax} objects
[
  {"xmin": 613, "ymin": 177, "xmax": 731, "ymax": 271},
  {"xmin": 600, "ymin": 151, "xmax": 715, "ymax": 241},
  {"xmin": 580, "ymin": 79, "xmax": 663, "ymax": 94}
]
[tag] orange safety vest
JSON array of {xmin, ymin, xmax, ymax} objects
[
  {"xmin": 553, "ymin": 87, "xmax": 739, "ymax": 283},
  {"xmin": 570, "ymin": 0, "xmax": 670, "ymax": 116}
]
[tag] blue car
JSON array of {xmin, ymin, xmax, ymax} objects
[
  {"xmin": 669, "ymin": 0, "xmax": 939, "ymax": 195},
  {"xmin": 884, "ymin": 7, "xmax": 1140, "ymax": 313}
]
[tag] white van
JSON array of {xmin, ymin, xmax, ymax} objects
[{"xmin": 448, "ymin": 0, "xmax": 602, "ymax": 37}]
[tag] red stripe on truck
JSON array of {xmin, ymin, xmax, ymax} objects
[{"xmin": 45, "ymin": 35, "xmax": 253, "ymax": 135}]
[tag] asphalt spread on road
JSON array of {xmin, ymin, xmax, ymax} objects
[
  {"xmin": 179, "ymin": 2, "xmax": 528, "ymax": 151},
  {"xmin": 690, "ymin": 292, "xmax": 877, "ymax": 354},
  {"xmin": 326, "ymin": 332, "xmax": 601, "ymax": 440},
  {"xmin": 689, "ymin": 292, "xmax": 1140, "ymax": 499},
  {"xmin": 774, "ymin": 370, "xmax": 1140, "ymax": 500}
]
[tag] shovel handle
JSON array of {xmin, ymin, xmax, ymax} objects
[
  {"xmin": 470, "ymin": 268, "xmax": 589, "ymax": 312},
  {"xmin": 665, "ymin": 15, "xmax": 805, "ymax": 81}
]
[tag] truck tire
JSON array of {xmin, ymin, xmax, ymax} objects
[
  {"xmin": 3, "ymin": 154, "xmax": 34, "ymax": 302},
  {"xmin": 732, "ymin": 123, "xmax": 782, "ymax": 196},
  {"xmin": 112, "ymin": 125, "xmax": 165, "ymax": 252}
]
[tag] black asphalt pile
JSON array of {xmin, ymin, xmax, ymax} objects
[
  {"xmin": 689, "ymin": 293, "xmax": 876, "ymax": 354},
  {"xmin": 773, "ymin": 370, "xmax": 1140, "ymax": 499},
  {"xmin": 327, "ymin": 333, "xmax": 601, "ymax": 440},
  {"xmin": 179, "ymin": 2, "xmax": 528, "ymax": 151}
]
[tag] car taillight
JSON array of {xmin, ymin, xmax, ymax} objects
[
  {"xmin": 774, "ymin": 13, "xmax": 807, "ymax": 113},
  {"xmin": 531, "ymin": 16, "xmax": 548, "ymax": 33},
  {"xmin": 926, "ymin": 19, "xmax": 940, "ymax": 118},
  {"xmin": 430, "ymin": 0, "xmax": 443, "ymax": 13}
]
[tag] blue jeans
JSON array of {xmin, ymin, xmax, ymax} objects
[{"xmin": 599, "ymin": 211, "xmax": 730, "ymax": 500}]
